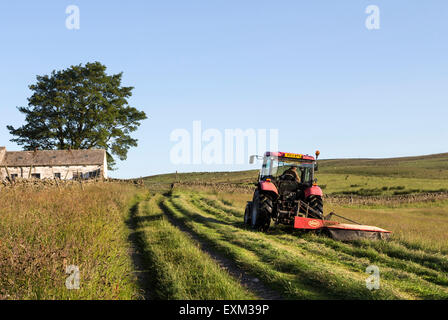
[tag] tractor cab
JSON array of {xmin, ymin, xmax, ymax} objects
[{"xmin": 259, "ymin": 152, "xmax": 317, "ymax": 188}]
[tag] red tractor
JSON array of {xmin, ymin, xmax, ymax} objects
[
  {"xmin": 244, "ymin": 151, "xmax": 324, "ymax": 231},
  {"xmin": 244, "ymin": 151, "xmax": 391, "ymax": 240}
]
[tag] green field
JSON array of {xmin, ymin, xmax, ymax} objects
[
  {"xmin": 2, "ymin": 153, "xmax": 448, "ymax": 299},
  {"xmin": 143, "ymin": 190, "xmax": 448, "ymax": 299},
  {"xmin": 140, "ymin": 153, "xmax": 448, "ymax": 299}
]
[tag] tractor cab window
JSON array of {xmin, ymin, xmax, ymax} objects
[
  {"xmin": 260, "ymin": 156, "xmax": 315, "ymax": 184},
  {"xmin": 300, "ymin": 165, "xmax": 314, "ymax": 184},
  {"xmin": 267, "ymin": 158, "xmax": 315, "ymax": 184},
  {"xmin": 275, "ymin": 163, "xmax": 291, "ymax": 177},
  {"xmin": 278, "ymin": 163, "xmax": 314, "ymax": 183},
  {"xmin": 260, "ymin": 157, "xmax": 274, "ymax": 180}
]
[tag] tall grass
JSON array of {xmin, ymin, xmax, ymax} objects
[
  {"xmin": 0, "ymin": 184, "xmax": 143, "ymax": 300},
  {"xmin": 324, "ymin": 204, "xmax": 448, "ymax": 254}
]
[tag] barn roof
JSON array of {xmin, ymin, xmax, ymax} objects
[{"xmin": 0, "ymin": 148, "xmax": 106, "ymax": 167}]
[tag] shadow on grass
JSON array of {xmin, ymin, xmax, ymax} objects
[{"xmin": 125, "ymin": 201, "xmax": 156, "ymax": 300}]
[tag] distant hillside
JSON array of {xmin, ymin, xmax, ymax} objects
[
  {"xmin": 145, "ymin": 153, "xmax": 448, "ymax": 184},
  {"xmin": 317, "ymin": 153, "xmax": 448, "ymax": 179},
  {"xmin": 144, "ymin": 170, "xmax": 259, "ymax": 184}
]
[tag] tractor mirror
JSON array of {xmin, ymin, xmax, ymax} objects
[{"xmin": 249, "ymin": 155, "xmax": 256, "ymax": 164}]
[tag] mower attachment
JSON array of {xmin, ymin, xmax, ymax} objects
[{"xmin": 294, "ymin": 216, "xmax": 391, "ymax": 241}]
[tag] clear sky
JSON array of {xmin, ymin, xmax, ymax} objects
[{"xmin": 0, "ymin": 1, "xmax": 447, "ymax": 178}]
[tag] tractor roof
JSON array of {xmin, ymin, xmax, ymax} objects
[{"xmin": 264, "ymin": 151, "xmax": 315, "ymax": 161}]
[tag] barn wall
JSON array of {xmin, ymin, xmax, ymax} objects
[
  {"xmin": 102, "ymin": 153, "xmax": 108, "ymax": 179},
  {"xmin": 0, "ymin": 147, "xmax": 6, "ymax": 164},
  {"xmin": 0, "ymin": 147, "xmax": 6, "ymax": 180},
  {"xmin": 0, "ymin": 165, "xmax": 104, "ymax": 180}
]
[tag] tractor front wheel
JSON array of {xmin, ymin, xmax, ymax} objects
[{"xmin": 251, "ymin": 191, "xmax": 272, "ymax": 231}]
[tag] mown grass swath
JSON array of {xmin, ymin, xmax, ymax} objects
[
  {"xmin": 130, "ymin": 193, "xmax": 255, "ymax": 299},
  {"xmin": 159, "ymin": 190, "xmax": 448, "ymax": 300}
]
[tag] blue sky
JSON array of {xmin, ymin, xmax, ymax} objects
[{"xmin": 0, "ymin": 1, "xmax": 447, "ymax": 178}]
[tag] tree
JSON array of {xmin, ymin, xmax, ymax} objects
[{"xmin": 7, "ymin": 62, "xmax": 147, "ymax": 170}]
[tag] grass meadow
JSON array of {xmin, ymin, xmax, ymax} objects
[
  {"xmin": 139, "ymin": 153, "xmax": 448, "ymax": 299},
  {"xmin": 0, "ymin": 183, "xmax": 144, "ymax": 299},
  {"xmin": 155, "ymin": 190, "xmax": 448, "ymax": 299},
  {"xmin": 2, "ymin": 153, "xmax": 448, "ymax": 299}
]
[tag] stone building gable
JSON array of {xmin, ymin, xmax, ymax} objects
[{"xmin": 0, "ymin": 147, "xmax": 5, "ymax": 164}]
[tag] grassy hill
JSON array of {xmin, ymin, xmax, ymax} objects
[
  {"xmin": 144, "ymin": 153, "xmax": 448, "ymax": 196},
  {"xmin": 318, "ymin": 153, "xmax": 448, "ymax": 179}
]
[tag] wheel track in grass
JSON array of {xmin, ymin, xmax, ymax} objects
[
  {"xmin": 157, "ymin": 195, "xmax": 285, "ymax": 300},
  {"xmin": 198, "ymin": 193, "xmax": 448, "ymax": 298},
  {"xmin": 126, "ymin": 200, "xmax": 153, "ymax": 300},
  {"xmin": 162, "ymin": 197, "xmax": 329, "ymax": 299},
  {"xmin": 130, "ymin": 194, "xmax": 258, "ymax": 299},
  {"xmin": 177, "ymin": 191, "xmax": 448, "ymax": 299}
]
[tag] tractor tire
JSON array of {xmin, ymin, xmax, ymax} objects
[
  {"xmin": 251, "ymin": 191, "xmax": 272, "ymax": 231},
  {"xmin": 244, "ymin": 202, "xmax": 252, "ymax": 225},
  {"xmin": 307, "ymin": 195, "xmax": 324, "ymax": 218}
]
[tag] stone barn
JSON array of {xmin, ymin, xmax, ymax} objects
[{"xmin": 0, "ymin": 147, "xmax": 108, "ymax": 181}]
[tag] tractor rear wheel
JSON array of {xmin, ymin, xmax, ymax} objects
[
  {"xmin": 244, "ymin": 202, "xmax": 252, "ymax": 225},
  {"xmin": 307, "ymin": 195, "xmax": 324, "ymax": 218},
  {"xmin": 251, "ymin": 191, "xmax": 272, "ymax": 231}
]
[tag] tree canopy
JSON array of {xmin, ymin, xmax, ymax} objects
[{"xmin": 7, "ymin": 62, "xmax": 147, "ymax": 170}]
